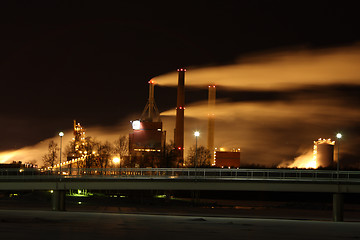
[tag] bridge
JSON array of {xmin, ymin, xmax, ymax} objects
[{"xmin": 1, "ymin": 167, "xmax": 360, "ymax": 221}]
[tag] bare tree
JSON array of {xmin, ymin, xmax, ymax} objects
[
  {"xmin": 42, "ymin": 140, "xmax": 59, "ymax": 168},
  {"xmin": 187, "ymin": 145, "xmax": 211, "ymax": 168},
  {"xmin": 83, "ymin": 137, "xmax": 98, "ymax": 168},
  {"xmin": 93, "ymin": 141, "xmax": 113, "ymax": 169},
  {"xmin": 161, "ymin": 140, "xmax": 177, "ymax": 168},
  {"xmin": 113, "ymin": 136, "xmax": 129, "ymax": 168}
]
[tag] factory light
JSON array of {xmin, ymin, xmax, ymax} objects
[
  {"xmin": 132, "ymin": 120, "xmax": 141, "ymax": 130},
  {"xmin": 113, "ymin": 157, "xmax": 120, "ymax": 164}
]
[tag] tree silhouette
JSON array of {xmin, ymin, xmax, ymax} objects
[
  {"xmin": 113, "ymin": 136, "xmax": 129, "ymax": 168},
  {"xmin": 187, "ymin": 145, "xmax": 211, "ymax": 167},
  {"xmin": 94, "ymin": 141, "xmax": 113, "ymax": 169},
  {"xmin": 42, "ymin": 140, "xmax": 59, "ymax": 168}
]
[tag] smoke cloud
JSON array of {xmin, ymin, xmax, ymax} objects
[
  {"xmin": 157, "ymin": 44, "xmax": 360, "ymax": 167},
  {"xmin": 2, "ymin": 45, "xmax": 360, "ymax": 168},
  {"xmin": 154, "ymin": 44, "xmax": 360, "ymax": 90},
  {"xmin": 0, "ymin": 121, "xmax": 132, "ymax": 166},
  {"xmin": 161, "ymin": 94, "xmax": 360, "ymax": 167}
]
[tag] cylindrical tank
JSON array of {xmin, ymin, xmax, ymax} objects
[{"xmin": 314, "ymin": 138, "xmax": 334, "ymax": 168}]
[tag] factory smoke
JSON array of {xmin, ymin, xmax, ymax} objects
[
  {"xmin": 160, "ymin": 96, "xmax": 360, "ymax": 167},
  {"xmin": 154, "ymin": 44, "xmax": 360, "ymax": 90},
  {"xmin": 157, "ymin": 44, "xmax": 360, "ymax": 168},
  {"xmin": 0, "ymin": 122, "xmax": 132, "ymax": 166},
  {"xmin": 1, "ymin": 44, "xmax": 360, "ymax": 168}
]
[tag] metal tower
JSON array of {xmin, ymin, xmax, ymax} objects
[{"xmin": 140, "ymin": 80, "xmax": 160, "ymax": 122}]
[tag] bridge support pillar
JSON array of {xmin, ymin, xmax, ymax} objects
[
  {"xmin": 333, "ymin": 193, "xmax": 343, "ymax": 222},
  {"xmin": 191, "ymin": 190, "xmax": 200, "ymax": 206},
  {"xmin": 52, "ymin": 190, "xmax": 66, "ymax": 211}
]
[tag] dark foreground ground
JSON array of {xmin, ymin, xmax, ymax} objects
[
  {"xmin": 1, "ymin": 210, "xmax": 360, "ymax": 240},
  {"xmin": 1, "ymin": 190, "xmax": 360, "ymax": 221},
  {"xmin": 1, "ymin": 191, "xmax": 360, "ymax": 239}
]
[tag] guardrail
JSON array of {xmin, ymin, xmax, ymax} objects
[{"xmin": 1, "ymin": 168, "xmax": 360, "ymax": 182}]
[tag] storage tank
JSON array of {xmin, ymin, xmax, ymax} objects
[{"xmin": 314, "ymin": 138, "xmax": 334, "ymax": 168}]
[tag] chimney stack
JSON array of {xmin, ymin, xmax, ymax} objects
[
  {"xmin": 207, "ymin": 85, "xmax": 216, "ymax": 165},
  {"xmin": 174, "ymin": 68, "xmax": 186, "ymax": 164},
  {"xmin": 140, "ymin": 80, "xmax": 160, "ymax": 122}
]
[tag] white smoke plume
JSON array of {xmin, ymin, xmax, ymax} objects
[
  {"xmin": 2, "ymin": 44, "xmax": 360, "ymax": 168},
  {"xmin": 154, "ymin": 44, "xmax": 360, "ymax": 90},
  {"xmin": 157, "ymin": 44, "xmax": 360, "ymax": 167},
  {"xmin": 0, "ymin": 121, "xmax": 132, "ymax": 166}
]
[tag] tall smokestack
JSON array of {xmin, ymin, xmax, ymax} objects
[
  {"xmin": 207, "ymin": 85, "xmax": 216, "ymax": 165},
  {"xmin": 175, "ymin": 68, "xmax": 186, "ymax": 164}
]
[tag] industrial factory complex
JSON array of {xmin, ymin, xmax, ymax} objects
[
  {"xmin": 123, "ymin": 68, "xmax": 337, "ymax": 169},
  {"xmin": 68, "ymin": 69, "xmax": 241, "ymax": 169},
  {"xmin": 1, "ymin": 69, "xmax": 339, "ymax": 170},
  {"xmin": 128, "ymin": 68, "xmax": 241, "ymax": 168}
]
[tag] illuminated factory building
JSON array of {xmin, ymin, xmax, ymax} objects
[
  {"xmin": 64, "ymin": 120, "xmax": 88, "ymax": 168},
  {"xmin": 73, "ymin": 120, "xmax": 87, "ymax": 157},
  {"xmin": 214, "ymin": 148, "xmax": 241, "ymax": 168},
  {"xmin": 129, "ymin": 80, "xmax": 166, "ymax": 167},
  {"xmin": 313, "ymin": 138, "xmax": 335, "ymax": 168},
  {"xmin": 51, "ymin": 120, "xmax": 89, "ymax": 170}
]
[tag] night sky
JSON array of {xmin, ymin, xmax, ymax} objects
[{"xmin": 1, "ymin": 1, "xmax": 359, "ymax": 166}]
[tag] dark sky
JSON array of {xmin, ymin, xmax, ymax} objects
[{"xmin": 0, "ymin": 1, "xmax": 359, "ymax": 152}]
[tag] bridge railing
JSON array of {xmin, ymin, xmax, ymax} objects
[{"xmin": 1, "ymin": 168, "xmax": 360, "ymax": 182}]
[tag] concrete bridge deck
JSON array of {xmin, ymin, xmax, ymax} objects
[{"xmin": 1, "ymin": 168, "xmax": 358, "ymax": 221}]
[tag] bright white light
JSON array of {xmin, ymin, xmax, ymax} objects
[
  {"xmin": 194, "ymin": 131, "xmax": 200, "ymax": 137},
  {"xmin": 336, "ymin": 133, "xmax": 342, "ymax": 139},
  {"xmin": 113, "ymin": 157, "xmax": 120, "ymax": 164},
  {"xmin": 59, "ymin": 132, "xmax": 64, "ymax": 137},
  {"xmin": 132, "ymin": 120, "xmax": 141, "ymax": 130}
]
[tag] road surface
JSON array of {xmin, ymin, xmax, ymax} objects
[{"xmin": 1, "ymin": 210, "xmax": 360, "ymax": 240}]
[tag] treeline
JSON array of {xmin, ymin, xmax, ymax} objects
[
  {"xmin": 42, "ymin": 136, "xmax": 129, "ymax": 168},
  {"xmin": 42, "ymin": 135, "xmax": 214, "ymax": 169}
]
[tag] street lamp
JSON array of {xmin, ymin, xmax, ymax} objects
[
  {"xmin": 194, "ymin": 131, "xmax": 200, "ymax": 170},
  {"xmin": 59, "ymin": 132, "xmax": 64, "ymax": 174},
  {"xmin": 336, "ymin": 133, "xmax": 342, "ymax": 179}
]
